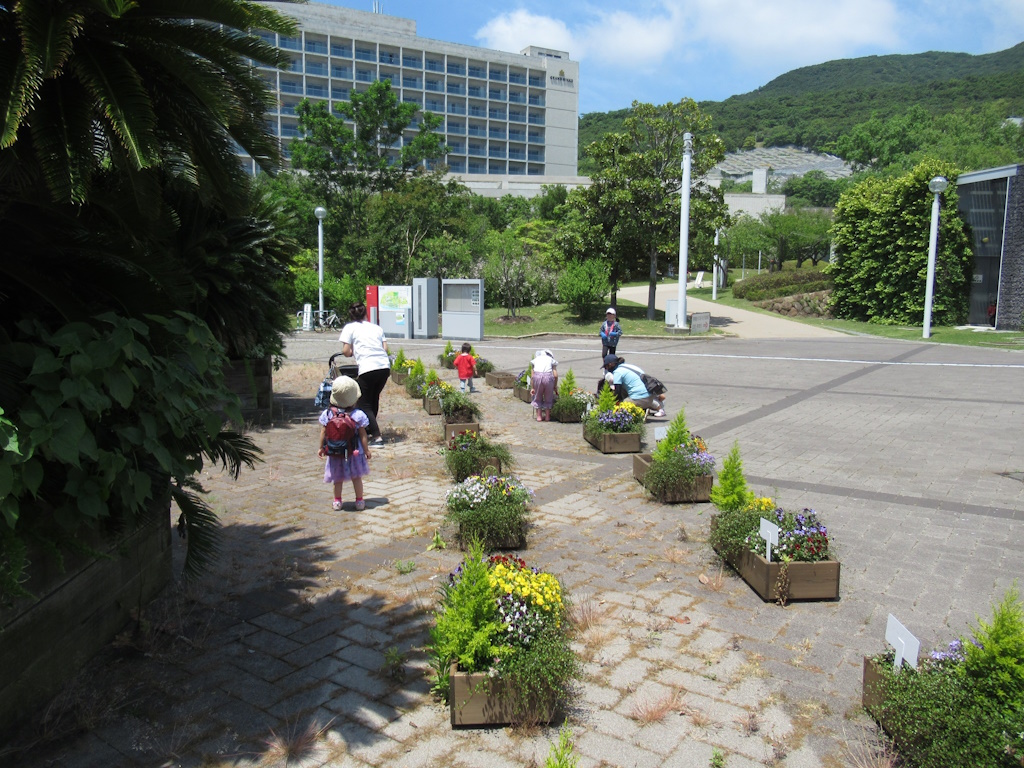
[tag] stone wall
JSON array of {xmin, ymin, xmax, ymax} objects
[
  {"xmin": 0, "ymin": 502, "xmax": 172, "ymax": 737},
  {"xmin": 997, "ymin": 168, "xmax": 1024, "ymax": 331},
  {"xmin": 754, "ymin": 290, "xmax": 832, "ymax": 318}
]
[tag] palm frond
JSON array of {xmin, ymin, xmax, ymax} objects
[{"xmin": 170, "ymin": 477, "xmax": 221, "ymax": 580}]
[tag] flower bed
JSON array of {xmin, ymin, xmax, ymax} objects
[
  {"xmin": 710, "ymin": 500, "xmax": 840, "ymax": 602},
  {"xmin": 430, "ymin": 545, "xmax": 579, "ymax": 727},
  {"xmin": 862, "ymin": 587, "xmax": 1024, "ymax": 768},
  {"xmin": 445, "ymin": 475, "xmax": 532, "ymax": 550},
  {"xmin": 635, "ymin": 409, "xmax": 714, "ymax": 502},
  {"xmin": 582, "ymin": 387, "xmax": 645, "ymax": 453},
  {"xmin": 550, "ymin": 370, "xmax": 593, "ymax": 423}
]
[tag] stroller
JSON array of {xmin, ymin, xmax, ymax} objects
[{"xmin": 314, "ymin": 352, "xmax": 359, "ymax": 409}]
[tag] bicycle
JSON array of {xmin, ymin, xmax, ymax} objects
[{"xmin": 313, "ymin": 309, "xmax": 341, "ymax": 333}]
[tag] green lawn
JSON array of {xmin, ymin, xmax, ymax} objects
[
  {"xmin": 482, "ymin": 291, "xmax": 1024, "ymax": 350},
  {"xmin": 483, "ymin": 300, "xmax": 726, "ymax": 338}
]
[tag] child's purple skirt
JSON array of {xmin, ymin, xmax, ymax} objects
[{"xmin": 323, "ymin": 451, "xmax": 369, "ymax": 483}]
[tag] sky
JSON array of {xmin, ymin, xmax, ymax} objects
[{"xmin": 317, "ymin": 0, "xmax": 1024, "ymax": 115}]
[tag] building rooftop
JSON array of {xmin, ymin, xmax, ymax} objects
[{"xmin": 712, "ymin": 146, "xmax": 853, "ymax": 181}]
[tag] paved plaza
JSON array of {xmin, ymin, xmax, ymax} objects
[{"xmin": 14, "ymin": 327, "xmax": 1024, "ymax": 768}]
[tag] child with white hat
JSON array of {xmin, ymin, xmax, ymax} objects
[
  {"xmin": 317, "ymin": 376, "xmax": 372, "ymax": 511},
  {"xmin": 599, "ymin": 307, "xmax": 622, "ymax": 360}
]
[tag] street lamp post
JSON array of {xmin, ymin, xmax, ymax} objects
[
  {"xmin": 712, "ymin": 229, "xmax": 719, "ymax": 302},
  {"xmin": 676, "ymin": 132, "xmax": 693, "ymax": 328},
  {"xmin": 314, "ymin": 206, "xmax": 327, "ymax": 317},
  {"xmin": 922, "ymin": 176, "xmax": 948, "ymax": 339}
]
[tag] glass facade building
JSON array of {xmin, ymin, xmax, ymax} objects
[{"xmin": 247, "ymin": 2, "xmax": 579, "ymax": 178}]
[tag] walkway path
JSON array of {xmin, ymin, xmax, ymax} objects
[
  {"xmin": 14, "ymin": 333, "xmax": 1023, "ymax": 768},
  {"xmin": 616, "ymin": 282, "xmax": 845, "ymax": 339}
]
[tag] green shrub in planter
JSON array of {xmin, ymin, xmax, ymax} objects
[
  {"xmin": 867, "ymin": 585, "xmax": 1024, "ymax": 768},
  {"xmin": 404, "ymin": 357, "xmax": 427, "ymax": 397},
  {"xmin": 550, "ymin": 369, "xmax": 593, "ymax": 421},
  {"xmin": 438, "ymin": 340, "xmax": 456, "ymax": 369},
  {"xmin": 445, "ymin": 475, "xmax": 531, "ymax": 550},
  {"xmin": 441, "ymin": 432, "xmax": 513, "ymax": 482},
  {"xmin": 709, "ymin": 441, "xmax": 753, "ymax": 513},
  {"xmin": 440, "ymin": 390, "xmax": 482, "ymax": 424}
]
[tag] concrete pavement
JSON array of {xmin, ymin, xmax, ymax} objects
[
  {"xmin": 13, "ymin": 331, "xmax": 1024, "ymax": 768},
  {"xmin": 616, "ymin": 282, "xmax": 846, "ymax": 339}
]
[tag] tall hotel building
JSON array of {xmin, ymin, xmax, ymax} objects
[{"xmin": 248, "ymin": 2, "xmax": 580, "ymax": 183}]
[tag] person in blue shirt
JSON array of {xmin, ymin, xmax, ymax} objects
[{"xmin": 602, "ymin": 355, "xmax": 666, "ymax": 417}]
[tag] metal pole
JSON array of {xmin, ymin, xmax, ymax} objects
[
  {"xmin": 314, "ymin": 206, "xmax": 327, "ymax": 317},
  {"xmin": 923, "ymin": 177, "xmax": 947, "ymax": 339},
  {"xmin": 675, "ymin": 132, "xmax": 693, "ymax": 328},
  {"xmin": 712, "ymin": 230, "xmax": 719, "ymax": 301}
]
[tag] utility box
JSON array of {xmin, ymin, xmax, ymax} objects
[
  {"xmin": 441, "ymin": 279, "xmax": 484, "ymax": 341},
  {"xmin": 413, "ymin": 277, "xmax": 439, "ymax": 339},
  {"xmin": 377, "ymin": 285, "xmax": 412, "ymax": 339}
]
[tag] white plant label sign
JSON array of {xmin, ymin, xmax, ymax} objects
[
  {"xmin": 759, "ymin": 518, "xmax": 779, "ymax": 562},
  {"xmin": 885, "ymin": 614, "xmax": 920, "ymax": 671}
]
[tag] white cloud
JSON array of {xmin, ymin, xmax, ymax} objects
[
  {"xmin": 475, "ymin": 10, "xmax": 579, "ymax": 55},
  {"xmin": 683, "ymin": 0, "xmax": 903, "ymax": 64}
]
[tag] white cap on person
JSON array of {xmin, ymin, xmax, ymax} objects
[{"xmin": 606, "ymin": 307, "xmax": 616, "ymax": 315}]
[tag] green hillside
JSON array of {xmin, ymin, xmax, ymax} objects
[{"xmin": 578, "ymin": 43, "xmax": 1024, "ymax": 168}]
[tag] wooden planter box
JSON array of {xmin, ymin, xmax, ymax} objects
[
  {"xmin": 443, "ymin": 421, "xmax": 480, "ymax": 442},
  {"xmin": 632, "ymin": 454, "xmax": 713, "ymax": 502},
  {"xmin": 423, "ymin": 396, "xmax": 443, "ymax": 415},
  {"xmin": 714, "ymin": 540, "xmax": 841, "ymax": 601},
  {"xmin": 862, "ymin": 656, "xmax": 886, "ymax": 715},
  {"xmin": 551, "ymin": 408, "xmax": 582, "ymax": 423},
  {"xmin": 479, "ymin": 457, "xmax": 503, "ymax": 475},
  {"xmin": 583, "ymin": 428, "xmax": 642, "ymax": 454},
  {"xmin": 513, "ymin": 384, "xmax": 532, "ymax": 403},
  {"xmin": 485, "ymin": 371, "xmax": 517, "ymax": 389},
  {"xmin": 449, "ymin": 663, "xmax": 558, "ymax": 727},
  {"xmin": 391, "ymin": 370, "xmax": 409, "ymax": 385}
]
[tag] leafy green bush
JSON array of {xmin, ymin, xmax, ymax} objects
[
  {"xmin": 440, "ymin": 432, "xmax": 514, "ymax": 483},
  {"xmin": 731, "ymin": 268, "xmax": 833, "ymax": 301},
  {"xmin": 557, "ymin": 259, "xmax": 610, "ymax": 318},
  {"xmin": 709, "ymin": 441, "xmax": 754, "ymax": 513},
  {"xmin": 868, "ymin": 585, "xmax": 1024, "ymax": 768},
  {"xmin": 440, "ymin": 390, "xmax": 482, "ymax": 423},
  {"xmin": 550, "ymin": 369, "xmax": 593, "ymax": 421},
  {"xmin": 292, "ymin": 269, "xmax": 365, "ymax": 315}
]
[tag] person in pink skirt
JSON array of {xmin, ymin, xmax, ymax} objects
[
  {"xmin": 529, "ymin": 349, "xmax": 558, "ymax": 422},
  {"xmin": 317, "ymin": 376, "xmax": 372, "ymax": 511}
]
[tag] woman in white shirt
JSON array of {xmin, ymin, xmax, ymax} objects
[
  {"xmin": 339, "ymin": 302, "xmax": 390, "ymax": 448},
  {"xmin": 529, "ymin": 349, "xmax": 558, "ymax": 422}
]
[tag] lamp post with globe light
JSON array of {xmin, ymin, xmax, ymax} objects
[
  {"xmin": 922, "ymin": 176, "xmax": 947, "ymax": 338},
  {"xmin": 314, "ymin": 206, "xmax": 327, "ymax": 318},
  {"xmin": 675, "ymin": 132, "xmax": 693, "ymax": 329}
]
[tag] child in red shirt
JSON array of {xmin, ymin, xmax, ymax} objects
[{"xmin": 452, "ymin": 343, "xmax": 477, "ymax": 393}]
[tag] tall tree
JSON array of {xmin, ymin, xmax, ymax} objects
[
  {"xmin": 577, "ymin": 100, "xmax": 728, "ymax": 319},
  {"xmin": 290, "ymin": 81, "xmax": 447, "ymax": 241},
  {"xmin": 828, "ymin": 160, "xmax": 972, "ymax": 325}
]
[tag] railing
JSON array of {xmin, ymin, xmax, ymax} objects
[
  {"xmin": 447, "ymin": 143, "xmax": 465, "ymax": 154},
  {"xmin": 280, "ymin": 82, "xmax": 301, "ymax": 94},
  {"xmin": 467, "ymin": 127, "xmax": 486, "ymax": 137},
  {"xmin": 402, "ymin": 77, "xmax": 421, "ymax": 88},
  {"xmin": 355, "ymin": 49, "xmax": 375, "ymax": 62},
  {"xmin": 488, "ymin": 90, "xmax": 505, "ymax": 101},
  {"xmin": 528, "ymin": 132, "xmax": 544, "ymax": 142},
  {"xmin": 508, "ymin": 111, "xmax": 526, "ymax": 123},
  {"xmin": 488, "ymin": 70, "xmax": 506, "ymax": 82},
  {"xmin": 488, "ymin": 148, "xmax": 506, "ymax": 158},
  {"xmin": 306, "ymin": 84, "xmax": 326, "ymax": 97},
  {"xmin": 467, "ymin": 146, "xmax": 485, "ymax": 157},
  {"xmin": 355, "ymin": 71, "xmax": 374, "ymax": 82},
  {"xmin": 488, "ymin": 129, "xmax": 506, "ymax": 139},
  {"xmin": 528, "ymin": 76, "xmax": 545, "ymax": 87},
  {"xmin": 425, "ymin": 60, "xmax": 444, "ymax": 72},
  {"xmin": 305, "ymin": 63, "xmax": 327, "ymax": 76},
  {"xmin": 332, "ymin": 66, "xmax": 352, "ymax": 78},
  {"xmin": 279, "ymin": 36, "xmax": 300, "ymax": 51},
  {"xmin": 379, "ymin": 52, "xmax": 398, "ymax": 65},
  {"xmin": 467, "ymin": 86, "xmax": 485, "ymax": 98},
  {"xmin": 280, "ymin": 104, "xmax": 297, "ymax": 115},
  {"xmin": 425, "ymin": 81, "xmax": 443, "ymax": 92},
  {"xmin": 281, "ymin": 125, "xmax": 300, "ymax": 137},
  {"xmin": 508, "ymin": 73, "xmax": 526, "ymax": 84},
  {"xmin": 333, "ymin": 88, "xmax": 350, "ymax": 100},
  {"xmin": 488, "ymin": 109, "xmax": 506, "ymax": 120},
  {"xmin": 403, "ymin": 96, "xmax": 421, "ymax": 106},
  {"xmin": 403, "ymin": 56, "xmax": 421, "ymax": 68},
  {"xmin": 509, "ymin": 131, "xmax": 526, "ymax": 142},
  {"xmin": 447, "ymin": 83, "xmax": 465, "ymax": 95},
  {"xmin": 509, "ymin": 166, "xmax": 526, "ymax": 175},
  {"xmin": 468, "ymin": 107, "xmax": 485, "ymax": 118},
  {"xmin": 447, "ymin": 104, "xmax": 466, "ymax": 115},
  {"xmin": 468, "ymin": 163, "xmax": 485, "ymax": 174},
  {"xmin": 508, "ymin": 151, "xmax": 526, "ymax": 160},
  {"xmin": 508, "ymin": 93, "xmax": 526, "ymax": 104},
  {"xmin": 528, "ymin": 95, "xmax": 545, "ymax": 106},
  {"xmin": 305, "ymin": 41, "xmax": 327, "ymax": 54},
  {"xmin": 528, "ymin": 151, "xmax": 544, "ymax": 162},
  {"xmin": 448, "ymin": 160, "xmax": 466, "ymax": 172},
  {"xmin": 447, "ymin": 63, "xmax": 465, "ymax": 75},
  {"xmin": 528, "ymin": 115, "xmax": 545, "ymax": 125},
  {"xmin": 425, "ymin": 100, "xmax": 443, "ymax": 111},
  {"xmin": 447, "ymin": 122, "xmax": 465, "ymax": 133},
  {"xmin": 468, "ymin": 67, "xmax": 486, "ymax": 79},
  {"xmin": 330, "ymin": 44, "xmax": 351, "ymax": 57}
]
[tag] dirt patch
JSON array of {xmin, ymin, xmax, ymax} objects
[{"xmin": 493, "ymin": 315, "xmax": 535, "ymax": 324}]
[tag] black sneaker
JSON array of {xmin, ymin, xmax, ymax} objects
[{"xmin": 369, "ymin": 437, "xmax": 385, "ymax": 448}]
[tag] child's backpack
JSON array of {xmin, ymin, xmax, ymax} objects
[{"xmin": 324, "ymin": 406, "xmax": 358, "ymax": 456}]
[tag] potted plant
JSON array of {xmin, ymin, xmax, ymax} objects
[
  {"xmin": 391, "ymin": 348, "xmax": 414, "ymax": 385},
  {"xmin": 422, "ymin": 372, "xmax": 454, "ymax": 415},
  {"xmin": 438, "ymin": 340, "xmax": 457, "ymax": 369},
  {"xmin": 429, "ymin": 542, "xmax": 580, "ymax": 727},
  {"xmin": 708, "ymin": 444, "xmax": 840, "ymax": 602},
  {"xmin": 474, "ymin": 356, "xmax": 495, "ymax": 377},
  {"xmin": 581, "ymin": 385, "xmax": 645, "ymax": 453},
  {"xmin": 513, "ymin": 365, "xmax": 532, "ymax": 403},
  {"xmin": 440, "ymin": 431, "xmax": 514, "ymax": 482},
  {"xmin": 439, "ymin": 389, "xmax": 483, "ymax": 440},
  {"xmin": 634, "ymin": 408, "xmax": 715, "ymax": 502},
  {"xmin": 862, "ymin": 586, "xmax": 1024, "ymax": 768},
  {"xmin": 444, "ymin": 474, "xmax": 532, "ymax": 550},
  {"xmin": 550, "ymin": 369, "xmax": 594, "ymax": 423},
  {"xmin": 404, "ymin": 357, "xmax": 427, "ymax": 398}
]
